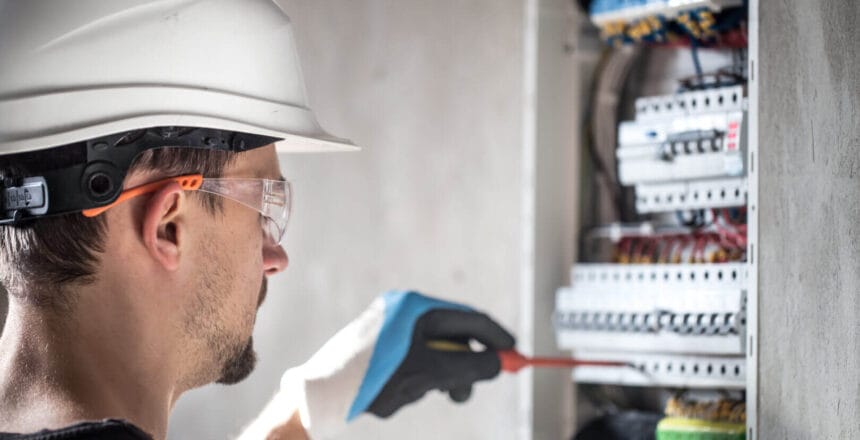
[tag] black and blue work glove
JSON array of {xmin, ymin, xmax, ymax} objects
[{"xmin": 278, "ymin": 291, "xmax": 515, "ymax": 438}]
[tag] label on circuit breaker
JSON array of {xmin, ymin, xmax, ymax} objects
[
  {"xmin": 722, "ymin": 115, "xmax": 744, "ymax": 174},
  {"xmin": 726, "ymin": 119, "xmax": 741, "ymax": 151}
]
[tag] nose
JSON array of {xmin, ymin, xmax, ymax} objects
[{"xmin": 263, "ymin": 243, "xmax": 289, "ymax": 276}]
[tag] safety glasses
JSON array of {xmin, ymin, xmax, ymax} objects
[{"xmin": 82, "ymin": 174, "xmax": 291, "ymax": 245}]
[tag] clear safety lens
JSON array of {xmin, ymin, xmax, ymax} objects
[{"xmin": 198, "ymin": 178, "xmax": 291, "ymax": 245}]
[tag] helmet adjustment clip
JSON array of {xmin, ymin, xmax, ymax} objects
[{"xmin": 1, "ymin": 177, "xmax": 49, "ymax": 225}]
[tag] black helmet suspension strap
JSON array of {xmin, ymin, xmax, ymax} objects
[{"xmin": 0, "ymin": 126, "xmax": 280, "ymax": 225}]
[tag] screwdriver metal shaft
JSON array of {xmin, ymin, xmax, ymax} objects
[{"xmin": 426, "ymin": 340, "xmax": 631, "ymax": 373}]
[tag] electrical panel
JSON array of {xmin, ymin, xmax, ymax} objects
[
  {"xmin": 558, "ymin": 84, "xmax": 752, "ymax": 432},
  {"xmin": 557, "ymin": 1, "xmax": 753, "ymax": 436}
]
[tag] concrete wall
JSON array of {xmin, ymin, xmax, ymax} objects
[
  {"xmin": 758, "ymin": 0, "xmax": 860, "ymax": 438},
  {"xmin": 0, "ymin": 286, "xmax": 5, "ymax": 332},
  {"xmin": 169, "ymin": 1, "xmax": 528, "ymax": 438}
]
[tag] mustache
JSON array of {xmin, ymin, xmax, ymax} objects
[{"xmin": 258, "ymin": 278, "xmax": 268, "ymax": 308}]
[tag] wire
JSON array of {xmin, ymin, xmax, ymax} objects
[
  {"xmin": 690, "ymin": 41, "xmax": 704, "ymax": 85},
  {"xmin": 590, "ymin": 46, "xmax": 641, "ymax": 221},
  {"xmin": 584, "ymin": 49, "xmax": 623, "ymax": 211},
  {"xmin": 578, "ymin": 46, "xmax": 643, "ymax": 262},
  {"xmin": 589, "ymin": 213, "xmax": 748, "ymax": 264}
]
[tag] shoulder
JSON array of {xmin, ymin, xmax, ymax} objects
[{"xmin": 0, "ymin": 420, "xmax": 151, "ymax": 440}]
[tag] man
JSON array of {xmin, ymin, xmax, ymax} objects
[{"xmin": 0, "ymin": 1, "xmax": 515, "ymax": 439}]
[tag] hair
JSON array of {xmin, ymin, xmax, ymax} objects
[{"xmin": 0, "ymin": 147, "xmax": 237, "ymax": 308}]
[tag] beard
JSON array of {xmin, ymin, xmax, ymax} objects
[
  {"xmin": 216, "ymin": 336, "xmax": 257, "ymax": 385},
  {"xmin": 214, "ymin": 277, "xmax": 268, "ymax": 385}
]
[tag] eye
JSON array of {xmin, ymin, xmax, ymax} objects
[
  {"xmin": 261, "ymin": 217, "xmax": 281, "ymax": 244},
  {"xmin": 264, "ymin": 195, "xmax": 285, "ymax": 207}
]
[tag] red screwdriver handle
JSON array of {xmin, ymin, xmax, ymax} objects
[
  {"xmin": 498, "ymin": 350, "xmax": 629, "ymax": 373},
  {"xmin": 499, "ymin": 350, "xmax": 530, "ymax": 373}
]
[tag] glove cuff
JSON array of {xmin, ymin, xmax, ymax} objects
[
  {"xmin": 279, "ymin": 368, "xmax": 312, "ymax": 434},
  {"xmin": 279, "ymin": 297, "xmax": 386, "ymax": 438}
]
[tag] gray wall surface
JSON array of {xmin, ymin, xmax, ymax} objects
[
  {"xmin": 0, "ymin": 286, "xmax": 5, "ymax": 333},
  {"xmin": 169, "ymin": 1, "xmax": 527, "ymax": 438},
  {"xmin": 758, "ymin": 0, "xmax": 860, "ymax": 438}
]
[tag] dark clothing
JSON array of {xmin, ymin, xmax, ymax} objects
[{"xmin": 0, "ymin": 420, "xmax": 151, "ymax": 440}]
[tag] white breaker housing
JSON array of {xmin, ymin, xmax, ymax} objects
[
  {"xmin": 555, "ymin": 263, "xmax": 748, "ymax": 388},
  {"xmin": 572, "ymin": 351, "xmax": 746, "ymax": 389},
  {"xmin": 617, "ymin": 86, "xmax": 748, "ymax": 213},
  {"xmin": 555, "ymin": 263, "xmax": 747, "ymax": 355}
]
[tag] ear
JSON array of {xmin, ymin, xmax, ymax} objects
[{"xmin": 141, "ymin": 182, "xmax": 187, "ymax": 271}]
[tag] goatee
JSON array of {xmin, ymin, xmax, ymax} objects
[
  {"xmin": 216, "ymin": 337, "xmax": 257, "ymax": 385},
  {"xmin": 216, "ymin": 278, "xmax": 268, "ymax": 385}
]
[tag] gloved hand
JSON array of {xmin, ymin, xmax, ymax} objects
[{"xmin": 280, "ymin": 290, "xmax": 515, "ymax": 439}]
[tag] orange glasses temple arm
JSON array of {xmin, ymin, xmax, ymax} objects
[{"xmin": 81, "ymin": 174, "xmax": 204, "ymax": 218}]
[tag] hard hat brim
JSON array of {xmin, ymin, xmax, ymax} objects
[{"xmin": 0, "ymin": 85, "xmax": 360, "ymax": 155}]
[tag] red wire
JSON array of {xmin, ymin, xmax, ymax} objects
[
  {"xmin": 618, "ymin": 238, "xmax": 633, "ymax": 262},
  {"xmin": 693, "ymin": 235, "xmax": 708, "ymax": 262},
  {"xmin": 713, "ymin": 209, "xmax": 747, "ymax": 248},
  {"xmin": 641, "ymin": 239, "xmax": 658, "ymax": 263},
  {"xmin": 631, "ymin": 238, "xmax": 647, "ymax": 262},
  {"xmin": 660, "ymin": 238, "xmax": 675, "ymax": 263}
]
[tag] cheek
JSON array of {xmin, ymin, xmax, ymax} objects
[
  {"xmin": 205, "ymin": 208, "xmax": 264, "ymax": 308},
  {"xmin": 222, "ymin": 205, "xmax": 265, "ymax": 265},
  {"xmin": 230, "ymin": 215, "xmax": 265, "ymax": 304},
  {"xmin": 219, "ymin": 243, "xmax": 260, "ymax": 329}
]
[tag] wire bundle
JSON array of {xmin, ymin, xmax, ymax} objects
[
  {"xmin": 609, "ymin": 209, "xmax": 747, "ymax": 264},
  {"xmin": 601, "ymin": 15, "xmax": 671, "ymax": 46},
  {"xmin": 665, "ymin": 395, "xmax": 746, "ymax": 424},
  {"xmin": 596, "ymin": 6, "xmax": 747, "ymax": 48}
]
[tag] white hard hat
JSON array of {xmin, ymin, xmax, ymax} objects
[
  {"xmin": 0, "ymin": 0, "xmax": 357, "ymax": 155},
  {"xmin": 0, "ymin": 0, "xmax": 357, "ymax": 224}
]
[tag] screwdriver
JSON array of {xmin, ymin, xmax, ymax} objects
[{"xmin": 427, "ymin": 340, "xmax": 632, "ymax": 373}]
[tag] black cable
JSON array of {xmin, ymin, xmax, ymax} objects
[
  {"xmin": 585, "ymin": 50, "xmax": 625, "ymax": 216},
  {"xmin": 574, "ymin": 0, "xmax": 591, "ymax": 13},
  {"xmin": 578, "ymin": 49, "xmax": 623, "ymax": 261}
]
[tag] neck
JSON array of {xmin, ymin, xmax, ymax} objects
[{"xmin": 0, "ymin": 287, "xmax": 180, "ymax": 440}]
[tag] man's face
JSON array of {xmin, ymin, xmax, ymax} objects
[{"xmin": 181, "ymin": 145, "xmax": 288, "ymax": 386}]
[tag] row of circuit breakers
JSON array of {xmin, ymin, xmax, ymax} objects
[{"xmin": 555, "ymin": 85, "xmax": 749, "ymax": 389}]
